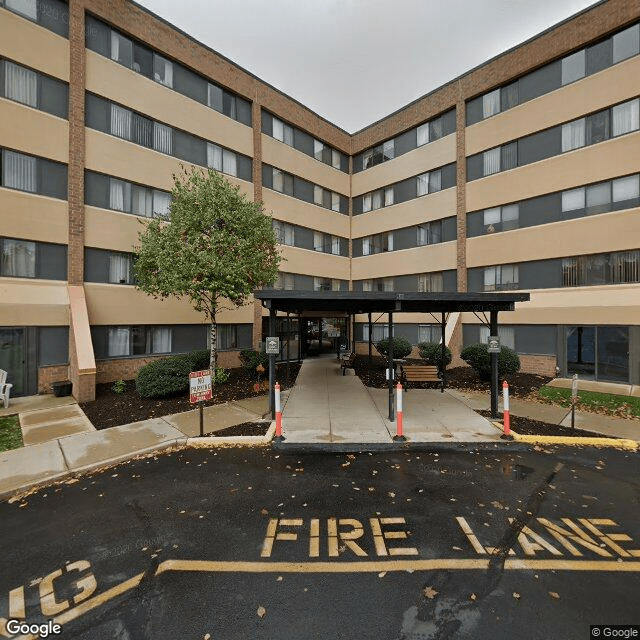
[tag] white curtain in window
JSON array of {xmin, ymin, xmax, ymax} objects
[
  {"xmin": 272, "ymin": 220, "xmax": 283, "ymax": 243},
  {"xmin": 332, "ymin": 150, "xmax": 340, "ymax": 169},
  {"xmin": 151, "ymin": 327, "xmax": 172, "ymax": 353},
  {"xmin": 480, "ymin": 326, "xmax": 515, "ymax": 350},
  {"xmin": 283, "ymin": 274, "xmax": 294, "ymax": 290},
  {"xmin": 3, "ymin": 151, "xmax": 36, "ymax": 192},
  {"xmin": 314, "ymin": 231, "xmax": 324, "ymax": 252},
  {"xmin": 331, "ymin": 236, "xmax": 340, "ymax": 255},
  {"xmin": 501, "ymin": 265, "xmax": 518, "ymax": 288},
  {"xmin": 417, "ymin": 173, "xmax": 429, "ymax": 196},
  {"xmin": 313, "ymin": 185, "xmax": 323, "ymax": 206},
  {"xmin": 273, "ymin": 169, "xmax": 284, "ymax": 193},
  {"xmin": 417, "ymin": 225, "xmax": 428, "ymax": 246},
  {"xmin": 362, "ymin": 236, "xmax": 371, "ymax": 256},
  {"xmin": 362, "ymin": 151, "xmax": 373, "ymax": 169},
  {"xmin": 417, "ymin": 123, "xmax": 429, "ymax": 147},
  {"xmin": 153, "ymin": 190, "xmax": 171, "ymax": 218},
  {"xmin": 109, "ymin": 179, "xmax": 128, "ymax": 212},
  {"xmin": 384, "ymin": 187, "xmax": 394, "ymax": 206},
  {"xmin": 108, "ymin": 327, "xmax": 130, "ymax": 357},
  {"xmin": 483, "ymin": 207, "xmax": 501, "ymax": 226},
  {"xmin": 482, "ymin": 89, "xmax": 500, "ymax": 118},
  {"xmin": 612, "ymin": 99, "xmax": 640, "ymax": 137},
  {"xmin": 272, "ymin": 118, "xmax": 284, "ymax": 141},
  {"xmin": 331, "ymin": 279, "xmax": 341, "ymax": 291},
  {"xmin": 6, "ymin": 0, "xmax": 37, "ymax": 19},
  {"xmin": 562, "ymin": 258, "xmax": 578, "ymax": 286},
  {"xmin": 283, "ymin": 124, "xmax": 294, "ymax": 147},
  {"xmin": 110, "ymin": 104, "xmax": 132, "ymax": 140},
  {"xmin": 153, "ymin": 55, "xmax": 173, "ymax": 87},
  {"xmin": 501, "ymin": 204, "xmax": 519, "ymax": 229},
  {"xmin": 418, "ymin": 325, "xmax": 434, "ymax": 343},
  {"xmin": 383, "ymin": 140, "xmax": 394, "ymax": 160},
  {"xmin": 331, "ymin": 192, "xmax": 340, "ymax": 212},
  {"xmin": 4, "ymin": 61, "xmax": 37, "ymax": 107},
  {"xmin": 2, "ymin": 239, "xmax": 35, "ymax": 277},
  {"xmin": 132, "ymin": 186, "xmax": 152, "ymax": 217},
  {"xmin": 110, "ymin": 31, "xmax": 120, "ymax": 62},
  {"xmin": 383, "ymin": 278, "xmax": 394, "ymax": 292},
  {"xmin": 562, "ymin": 187, "xmax": 586, "ymax": 211},
  {"xmin": 109, "ymin": 253, "xmax": 130, "ymax": 284},
  {"xmin": 314, "ymin": 139, "xmax": 323, "ymax": 161},
  {"xmin": 313, "ymin": 277, "xmax": 322, "ymax": 292},
  {"xmin": 362, "ymin": 193, "xmax": 372, "ymax": 212},
  {"xmin": 586, "ymin": 183, "xmax": 611, "ymax": 208},
  {"xmin": 222, "ymin": 149, "xmax": 237, "ymax": 176},
  {"xmin": 561, "ymin": 119, "xmax": 585, "ymax": 152},
  {"xmin": 483, "ymin": 267, "xmax": 497, "ymax": 291},
  {"xmin": 483, "ymin": 147, "xmax": 500, "ymax": 176},
  {"xmin": 613, "ymin": 175, "xmax": 640, "ymax": 202},
  {"xmin": 284, "ymin": 224, "xmax": 294, "ymax": 246},
  {"xmin": 207, "ymin": 143, "xmax": 222, "ymax": 171},
  {"xmin": 386, "ymin": 232, "xmax": 394, "ymax": 252},
  {"xmin": 207, "ymin": 83, "xmax": 223, "ymax": 111},
  {"xmin": 362, "ymin": 279, "xmax": 373, "ymax": 292},
  {"xmin": 372, "ymin": 190, "xmax": 382, "ymax": 210},
  {"xmin": 429, "ymin": 170, "xmax": 442, "ymax": 192},
  {"xmin": 153, "ymin": 122, "xmax": 172, "ymax": 154}
]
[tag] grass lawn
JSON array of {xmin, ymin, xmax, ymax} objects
[
  {"xmin": 0, "ymin": 415, "xmax": 23, "ymax": 452},
  {"xmin": 538, "ymin": 386, "xmax": 640, "ymax": 419}
]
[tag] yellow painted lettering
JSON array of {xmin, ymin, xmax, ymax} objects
[{"xmin": 39, "ymin": 568, "xmax": 70, "ymax": 616}]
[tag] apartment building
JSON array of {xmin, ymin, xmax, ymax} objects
[{"xmin": 0, "ymin": 0, "xmax": 638, "ymax": 401}]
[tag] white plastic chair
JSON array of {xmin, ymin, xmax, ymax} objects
[{"xmin": 0, "ymin": 369, "xmax": 13, "ymax": 409}]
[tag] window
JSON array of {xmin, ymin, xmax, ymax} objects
[
  {"xmin": 372, "ymin": 190, "xmax": 382, "ymax": 210},
  {"xmin": 418, "ymin": 325, "xmax": 440, "ymax": 344},
  {"xmin": 562, "ymin": 118, "xmax": 585, "ymax": 152},
  {"xmin": 1, "ymin": 238, "xmax": 35, "ymax": 277},
  {"xmin": 428, "ymin": 169, "xmax": 442, "ymax": 192},
  {"xmin": 417, "ymin": 123, "xmax": 429, "ymax": 146},
  {"xmin": 273, "ymin": 117, "xmax": 294, "ymax": 146},
  {"xmin": 110, "ymin": 104, "xmax": 132, "ymax": 140},
  {"xmin": 207, "ymin": 143, "xmax": 222, "ymax": 171},
  {"xmin": 483, "ymin": 204, "xmax": 519, "ymax": 232},
  {"xmin": 613, "ymin": 24, "xmax": 640, "ymax": 63},
  {"xmin": 314, "ymin": 140, "xmax": 323, "ymax": 161},
  {"xmin": 501, "ymin": 143, "xmax": 517, "ymax": 171},
  {"xmin": 274, "ymin": 272, "xmax": 295, "ymax": 290},
  {"xmin": 562, "ymin": 258, "xmax": 578, "ymax": 287},
  {"xmin": 586, "ymin": 111, "xmax": 610, "ymax": 145},
  {"xmin": 480, "ymin": 325, "xmax": 515, "ymax": 350},
  {"xmin": 217, "ymin": 325, "xmax": 237, "ymax": 350},
  {"xmin": 417, "ymin": 173, "xmax": 429, "ymax": 196},
  {"xmin": 313, "ymin": 277, "xmax": 331, "ymax": 292},
  {"xmin": 613, "ymin": 175, "xmax": 639, "ymax": 203},
  {"xmin": 382, "ymin": 278, "xmax": 394, "ymax": 292},
  {"xmin": 612, "ymin": 99, "xmax": 639, "ymax": 137},
  {"xmin": 483, "ymin": 147, "xmax": 500, "ymax": 176},
  {"xmin": 4, "ymin": 61, "xmax": 37, "ymax": 107},
  {"xmin": 362, "ymin": 192, "xmax": 372, "ymax": 212},
  {"xmin": 131, "ymin": 184, "xmax": 152, "ymax": 217},
  {"xmin": 501, "ymin": 82, "xmax": 519, "ymax": 110},
  {"xmin": 206, "ymin": 143, "xmax": 239, "ymax": 178},
  {"xmin": 384, "ymin": 187, "xmax": 394, "ymax": 207},
  {"xmin": 153, "ymin": 122, "xmax": 172, "ymax": 155},
  {"xmin": 383, "ymin": 140, "xmax": 394, "ymax": 161},
  {"xmin": 417, "ymin": 221, "xmax": 442, "ymax": 245},
  {"xmin": 108, "ymin": 327, "xmax": 130, "ymax": 357},
  {"xmin": 273, "ymin": 220, "xmax": 294, "ymax": 246},
  {"xmin": 331, "ymin": 192, "xmax": 340, "ymax": 212},
  {"xmin": 586, "ymin": 182, "xmax": 611, "ymax": 213},
  {"xmin": 108, "ymin": 253, "xmax": 132, "ymax": 284},
  {"xmin": 109, "ymin": 178, "xmax": 130, "ymax": 212},
  {"xmin": 132, "ymin": 113, "xmax": 152, "ymax": 147},
  {"xmin": 2, "ymin": 150, "xmax": 36, "ymax": 192},
  {"xmin": 222, "ymin": 149, "xmax": 237, "ymax": 177},
  {"xmin": 418, "ymin": 272, "xmax": 443, "ymax": 292},
  {"xmin": 563, "ymin": 251, "xmax": 640, "ymax": 287},
  {"xmin": 561, "ymin": 50, "xmax": 586, "ymax": 85},
  {"xmin": 483, "ymin": 89, "xmax": 500, "ymax": 118},
  {"xmin": 363, "ymin": 324, "xmax": 388, "ymax": 342},
  {"xmin": 483, "ymin": 265, "xmax": 518, "ymax": 291},
  {"xmin": 562, "ymin": 187, "xmax": 585, "ymax": 212},
  {"xmin": 314, "ymin": 185, "xmax": 324, "ymax": 206},
  {"xmin": 273, "ymin": 168, "xmax": 292, "ymax": 195},
  {"xmin": 150, "ymin": 327, "xmax": 172, "ymax": 353},
  {"xmin": 331, "ymin": 236, "xmax": 340, "ymax": 255},
  {"xmin": 153, "ymin": 54, "xmax": 173, "ymax": 88},
  {"xmin": 207, "ymin": 83, "xmax": 223, "ymax": 111},
  {"xmin": 152, "ymin": 190, "xmax": 171, "ymax": 219},
  {"xmin": 611, "ymin": 250, "xmax": 640, "ymax": 284},
  {"xmin": 6, "ymin": 0, "xmax": 37, "ymax": 19},
  {"xmin": 331, "ymin": 149, "xmax": 340, "ymax": 169},
  {"xmin": 110, "ymin": 31, "xmax": 133, "ymax": 68}
]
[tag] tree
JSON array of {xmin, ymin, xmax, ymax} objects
[{"xmin": 134, "ymin": 166, "xmax": 280, "ymax": 372}]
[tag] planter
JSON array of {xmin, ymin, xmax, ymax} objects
[{"xmin": 52, "ymin": 380, "xmax": 73, "ymax": 397}]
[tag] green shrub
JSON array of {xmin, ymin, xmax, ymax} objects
[
  {"xmin": 135, "ymin": 350, "xmax": 211, "ymax": 399},
  {"xmin": 111, "ymin": 379, "xmax": 126, "ymax": 394},
  {"xmin": 213, "ymin": 367, "xmax": 229, "ymax": 384},
  {"xmin": 418, "ymin": 342, "xmax": 452, "ymax": 368},
  {"xmin": 374, "ymin": 336, "xmax": 413, "ymax": 359},
  {"xmin": 460, "ymin": 343, "xmax": 520, "ymax": 381},
  {"xmin": 239, "ymin": 348, "xmax": 268, "ymax": 373}
]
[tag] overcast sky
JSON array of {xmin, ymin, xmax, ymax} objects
[{"xmin": 137, "ymin": 0, "xmax": 599, "ymax": 133}]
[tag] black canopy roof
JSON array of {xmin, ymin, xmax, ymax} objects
[{"xmin": 254, "ymin": 290, "xmax": 530, "ymax": 315}]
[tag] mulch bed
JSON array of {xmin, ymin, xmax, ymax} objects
[
  {"xmin": 477, "ymin": 410, "xmax": 609, "ymax": 439},
  {"xmin": 203, "ymin": 421, "xmax": 270, "ymax": 438},
  {"xmin": 80, "ymin": 363, "xmax": 301, "ymax": 430}
]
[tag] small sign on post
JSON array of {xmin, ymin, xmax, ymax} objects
[
  {"xmin": 265, "ymin": 337, "xmax": 280, "ymax": 355},
  {"xmin": 190, "ymin": 369, "xmax": 212, "ymax": 437},
  {"xmin": 487, "ymin": 336, "xmax": 500, "ymax": 353}
]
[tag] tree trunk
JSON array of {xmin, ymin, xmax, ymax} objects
[{"xmin": 209, "ymin": 307, "xmax": 218, "ymax": 375}]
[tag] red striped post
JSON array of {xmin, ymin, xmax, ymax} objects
[
  {"xmin": 274, "ymin": 382, "xmax": 283, "ymax": 439},
  {"xmin": 501, "ymin": 380, "xmax": 513, "ymax": 440},
  {"xmin": 393, "ymin": 383, "xmax": 406, "ymax": 441}
]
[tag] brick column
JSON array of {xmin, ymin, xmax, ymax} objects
[
  {"xmin": 68, "ymin": 0, "xmax": 86, "ymax": 285},
  {"xmin": 455, "ymin": 93, "xmax": 467, "ymax": 293}
]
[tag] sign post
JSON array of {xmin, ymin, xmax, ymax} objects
[
  {"xmin": 190, "ymin": 369, "xmax": 212, "ymax": 437},
  {"xmin": 571, "ymin": 373, "xmax": 578, "ymax": 430},
  {"xmin": 266, "ymin": 336, "xmax": 280, "ymax": 419},
  {"xmin": 488, "ymin": 334, "xmax": 500, "ymax": 419}
]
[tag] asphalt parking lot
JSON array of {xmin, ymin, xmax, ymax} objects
[{"xmin": 1, "ymin": 445, "xmax": 638, "ymax": 639}]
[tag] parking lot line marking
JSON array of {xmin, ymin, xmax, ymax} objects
[{"xmin": 155, "ymin": 558, "xmax": 640, "ymax": 575}]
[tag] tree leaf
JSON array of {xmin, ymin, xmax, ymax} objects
[{"xmin": 423, "ymin": 586, "xmax": 438, "ymax": 599}]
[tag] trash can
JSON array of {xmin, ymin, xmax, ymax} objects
[{"xmin": 52, "ymin": 380, "xmax": 73, "ymax": 397}]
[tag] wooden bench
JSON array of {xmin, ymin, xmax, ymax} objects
[
  {"xmin": 341, "ymin": 353, "xmax": 357, "ymax": 375},
  {"xmin": 400, "ymin": 365, "xmax": 442, "ymax": 390}
]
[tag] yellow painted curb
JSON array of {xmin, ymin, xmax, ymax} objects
[{"xmin": 490, "ymin": 421, "xmax": 637, "ymax": 451}]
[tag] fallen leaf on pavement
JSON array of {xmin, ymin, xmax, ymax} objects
[
  {"xmin": 257, "ymin": 605, "xmax": 266, "ymax": 618},
  {"xmin": 204, "ymin": 634, "xmax": 210, "ymax": 640},
  {"xmin": 549, "ymin": 591, "xmax": 560, "ymax": 599},
  {"xmin": 513, "ymin": 592, "xmax": 521, "ymax": 600},
  {"xmin": 470, "ymin": 593, "xmax": 477, "ymax": 601},
  {"xmin": 260, "ymin": 509, "xmax": 268, "ymax": 515},
  {"xmin": 378, "ymin": 572, "xmax": 386, "ymax": 578},
  {"xmin": 423, "ymin": 586, "xmax": 438, "ymax": 599}
]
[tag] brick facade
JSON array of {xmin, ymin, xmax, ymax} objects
[
  {"xmin": 518, "ymin": 354, "xmax": 558, "ymax": 378},
  {"xmin": 38, "ymin": 365, "xmax": 70, "ymax": 394}
]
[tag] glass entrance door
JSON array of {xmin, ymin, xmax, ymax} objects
[
  {"xmin": 566, "ymin": 326, "xmax": 629, "ymax": 383},
  {"xmin": 0, "ymin": 328, "xmax": 26, "ymax": 396}
]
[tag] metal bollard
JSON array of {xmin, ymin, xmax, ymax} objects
[
  {"xmin": 393, "ymin": 383, "xmax": 406, "ymax": 442},
  {"xmin": 274, "ymin": 382, "xmax": 285, "ymax": 441},
  {"xmin": 501, "ymin": 380, "xmax": 513, "ymax": 440}
]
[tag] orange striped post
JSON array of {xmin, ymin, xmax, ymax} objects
[
  {"xmin": 501, "ymin": 380, "xmax": 513, "ymax": 440},
  {"xmin": 393, "ymin": 383, "xmax": 406, "ymax": 441},
  {"xmin": 274, "ymin": 382, "xmax": 284, "ymax": 440}
]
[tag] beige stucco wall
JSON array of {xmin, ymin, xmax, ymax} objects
[
  {"xmin": 86, "ymin": 51, "xmax": 253, "ymax": 157},
  {"xmin": 0, "ymin": 8, "xmax": 69, "ymax": 81},
  {"xmin": 261, "ymin": 135, "xmax": 349, "ymax": 195},
  {"xmin": 467, "ymin": 208, "xmax": 640, "ymax": 267},
  {"xmin": 352, "ymin": 134, "xmax": 456, "ymax": 196},
  {"xmin": 351, "ymin": 242, "xmax": 457, "ymax": 280},
  {"xmin": 84, "ymin": 206, "xmax": 145, "ymax": 252},
  {"xmin": 351, "ymin": 188, "xmax": 456, "ymax": 237},
  {"xmin": 85, "ymin": 129, "xmax": 253, "ymax": 198},
  {"xmin": 0, "ymin": 279, "xmax": 69, "ymax": 325},
  {"xmin": 263, "ymin": 190, "xmax": 350, "ymax": 237},
  {"xmin": 466, "ymin": 55, "xmax": 640, "ymax": 156},
  {"xmin": 279, "ymin": 245, "xmax": 349, "ymax": 280},
  {"xmin": 0, "ymin": 189, "xmax": 68, "ymax": 245},
  {"xmin": 466, "ymin": 131, "xmax": 640, "ymax": 212},
  {"xmin": 0, "ymin": 98, "xmax": 68, "ymax": 163}
]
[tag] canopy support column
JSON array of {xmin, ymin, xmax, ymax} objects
[
  {"xmin": 269, "ymin": 308, "xmax": 276, "ymax": 419},
  {"xmin": 440, "ymin": 311, "xmax": 446, "ymax": 393},
  {"xmin": 490, "ymin": 309, "xmax": 499, "ymax": 419},
  {"xmin": 368, "ymin": 312, "xmax": 372, "ymax": 366},
  {"xmin": 388, "ymin": 311, "xmax": 394, "ymax": 422}
]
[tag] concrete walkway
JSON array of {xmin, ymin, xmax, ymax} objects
[{"xmin": 281, "ymin": 355, "xmax": 500, "ymax": 444}]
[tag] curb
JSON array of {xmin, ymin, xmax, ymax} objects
[
  {"xmin": 271, "ymin": 441, "xmax": 535, "ymax": 454},
  {"xmin": 187, "ymin": 422, "xmax": 275, "ymax": 447},
  {"xmin": 490, "ymin": 421, "xmax": 638, "ymax": 451}
]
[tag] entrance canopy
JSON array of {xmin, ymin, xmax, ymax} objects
[{"xmin": 254, "ymin": 290, "xmax": 530, "ymax": 314}]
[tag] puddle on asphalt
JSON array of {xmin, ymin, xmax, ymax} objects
[{"xmin": 501, "ymin": 462, "xmax": 535, "ymax": 480}]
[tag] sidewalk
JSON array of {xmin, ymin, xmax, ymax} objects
[{"xmin": 0, "ymin": 393, "xmax": 281, "ymax": 498}]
